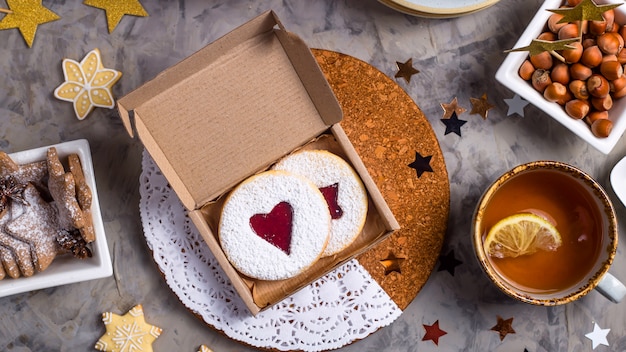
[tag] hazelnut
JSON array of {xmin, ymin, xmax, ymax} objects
[
  {"xmin": 591, "ymin": 118, "xmax": 613, "ymax": 138},
  {"xmin": 559, "ymin": 23, "xmax": 580, "ymax": 40},
  {"xmin": 530, "ymin": 51, "xmax": 553, "ymax": 70},
  {"xmin": 565, "ymin": 99, "xmax": 590, "ymax": 119},
  {"xmin": 519, "ymin": 60, "xmax": 535, "ymax": 81},
  {"xmin": 600, "ymin": 60, "xmax": 624, "ymax": 80},
  {"xmin": 611, "ymin": 75, "xmax": 626, "ymax": 92},
  {"xmin": 602, "ymin": 54, "xmax": 618, "ymax": 63},
  {"xmin": 581, "ymin": 45, "xmax": 603, "ymax": 67},
  {"xmin": 548, "ymin": 13, "xmax": 567, "ymax": 34},
  {"xmin": 538, "ymin": 31, "xmax": 557, "ymax": 41},
  {"xmin": 562, "ymin": 41, "xmax": 583, "ymax": 63},
  {"xmin": 569, "ymin": 80, "xmax": 590, "ymax": 100},
  {"xmin": 544, "ymin": 82, "xmax": 572, "ymax": 105},
  {"xmin": 613, "ymin": 84, "xmax": 626, "ymax": 98},
  {"xmin": 587, "ymin": 74, "xmax": 610, "ymax": 97},
  {"xmin": 619, "ymin": 25, "xmax": 626, "ymax": 44},
  {"xmin": 585, "ymin": 110, "xmax": 609, "ymax": 125},
  {"xmin": 570, "ymin": 62, "xmax": 593, "ymax": 80},
  {"xmin": 597, "ymin": 32, "xmax": 623, "ymax": 55},
  {"xmin": 604, "ymin": 9, "xmax": 616, "ymax": 32},
  {"xmin": 551, "ymin": 63, "xmax": 570, "ymax": 85},
  {"xmin": 532, "ymin": 69, "xmax": 552, "ymax": 93},
  {"xmin": 582, "ymin": 38, "xmax": 596, "ymax": 49},
  {"xmin": 591, "ymin": 94, "xmax": 613, "ymax": 111},
  {"xmin": 617, "ymin": 48, "xmax": 626, "ymax": 64},
  {"xmin": 590, "ymin": 19, "xmax": 607, "ymax": 36}
]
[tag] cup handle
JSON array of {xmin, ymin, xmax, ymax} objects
[{"xmin": 595, "ymin": 272, "xmax": 626, "ymax": 303}]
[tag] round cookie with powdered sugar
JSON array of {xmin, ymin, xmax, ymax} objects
[
  {"xmin": 273, "ymin": 150, "xmax": 368, "ymax": 257},
  {"xmin": 219, "ymin": 170, "xmax": 331, "ymax": 281}
]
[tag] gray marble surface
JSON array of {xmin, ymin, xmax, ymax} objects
[{"xmin": 2, "ymin": 0, "xmax": 626, "ymax": 351}]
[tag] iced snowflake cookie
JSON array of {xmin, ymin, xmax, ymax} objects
[
  {"xmin": 95, "ymin": 304, "xmax": 162, "ymax": 352},
  {"xmin": 219, "ymin": 170, "xmax": 331, "ymax": 281},
  {"xmin": 273, "ymin": 150, "xmax": 368, "ymax": 257},
  {"xmin": 54, "ymin": 48, "xmax": 122, "ymax": 120}
]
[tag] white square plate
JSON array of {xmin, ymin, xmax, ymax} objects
[
  {"xmin": 495, "ymin": 0, "xmax": 626, "ymax": 155},
  {"xmin": 0, "ymin": 139, "xmax": 112, "ymax": 297}
]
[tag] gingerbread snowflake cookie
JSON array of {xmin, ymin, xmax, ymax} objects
[
  {"xmin": 54, "ymin": 48, "xmax": 122, "ymax": 120},
  {"xmin": 0, "ymin": 147, "xmax": 96, "ymax": 279}
]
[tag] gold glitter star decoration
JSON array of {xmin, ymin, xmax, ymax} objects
[
  {"xmin": 470, "ymin": 93, "xmax": 495, "ymax": 120},
  {"xmin": 95, "ymin": 304, "xmax": 162, "ymax": 352},
  {"xmin": 549, "ymin": 0, "xmax": 621, "ymax": 27},
  {"xmin": 441, "ymin": 97, "xmax": 467, "ymax": 119},
  {"xmin": 54, "ymin": 48, "xmax": 122, "ymax": 120},
  {"xmin": 198, "ymin": 345, "xmax": 214, "ymax": 352},
  {"xmin": 505, "ymin": 38, "xmax": 579, "ymax": 63},
  {"xmin": 380, "ymin": 252, "xmax": 406, "ymax": 275},
  {"xmin": 490, "ymin": 315, "xmax": 515, "ymax": 341},
  {"xmin": 84, "ymin": 0, "xmax": 148, "ymax": 33},
  {"xmin": 0, "ymin": 0, "xmax": 60, "ymax": 48},
  {"xmin": 395, "ymin": 58, "xmax": 420, "ymax": 83}
]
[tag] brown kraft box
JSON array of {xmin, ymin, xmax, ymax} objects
[{"xmin": 117, "ymin": 10, "xmax": 399, "ymax": 315}]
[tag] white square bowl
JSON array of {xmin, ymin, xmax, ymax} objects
[
  {"xmin": 0, "ymin": 139, "xmax": 112, "ymax": 297},
  {"xmin": 495, "ymin": 0, "xmax": 626, "ymax": 155}
]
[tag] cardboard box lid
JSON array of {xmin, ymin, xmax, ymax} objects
[{"xmin": 117, "ymin": 11, "xmax": 343, "ymax": 210}]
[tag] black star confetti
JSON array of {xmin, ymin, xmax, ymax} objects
[
  {"xmin": 408, "ymin": 152, "xmax": 433, "ymax": 178},
  {"xmin": 395, "ymin": 58, "xmax": 420, "ymax": 83},
  {"xmin": 441, "ymin": 112, "xmax": 467, "ymax": 137},
  {"xmin": 437, "ymin": 250, "xmax": 462, "ymax": 276}
]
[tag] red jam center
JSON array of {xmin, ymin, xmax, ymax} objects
[
  {"xmin": 319, "ymin": 183, "xmax": 343, "ymax": 220},
  {"xmin": 250, "ymin": 201, "xmax": 293, "ymax": 255}
]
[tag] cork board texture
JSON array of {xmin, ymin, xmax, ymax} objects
[{"xmin": 313, "ymin": 49, "xmax": 450, "ymax": 310}]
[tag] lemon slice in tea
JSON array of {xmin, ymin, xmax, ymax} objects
[{"xmin": 483, "ymin": 213, "xmax": 562, "ymax": 258}]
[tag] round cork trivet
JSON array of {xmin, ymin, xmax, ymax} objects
[{"xmin": 313, "ymin": 49, "xmax": 450, "ymax": 310}]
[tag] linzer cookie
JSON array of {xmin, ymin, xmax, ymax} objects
[
  {"xmin": 273, "ymin": 150, "xmax": 368, "ymax": 257},
  {"xmin": 219, "ymin": 170, "xmax": 331, "ymax": 281}
]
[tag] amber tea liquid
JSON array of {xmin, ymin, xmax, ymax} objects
[{"xmin": 481, "ymin": 169, "xmax": 603, "ymax": 294}]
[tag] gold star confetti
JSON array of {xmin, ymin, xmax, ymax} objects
[
  {"xmin": 84, "ymin": 0, "xmax": 148, "ymax": 33},
  {"xmin": 54, "ymin": 48, "xmax": 122, "ymax": 120},
  {"xmin": 0, "ymin": 0, "xmax": 60, "ymax": 48},
  {"xmin": 440, "ymin": 97, "xmax": 467, "ymax": 119},
  {"xmin": 490, "ymin": 315, "xmax": 515, "ymax": 341},
  {"xmin": 505, "ymin": 38, "xmax": 578, "ymax": 56},
  {"xmin": 549, "ymin": 0, "xmax": 621, "ymax": 24},
  {"xmin": 395, "ymin": 58, "xmax": 420, "ymax": 83},
  {"xmin": 380, "ymin": 252, "xmax": 406, "ymax": 275},
  {"xmin": 198, "ymin": 345, "xmax": 214, "ymax": 352},
  {"xmin": 469, "ymin": 93, "xmax": 495, "ymax": 120},
  {"xmin": 95, "ymin": 304, "xmax": 162, "ymax": 352}
]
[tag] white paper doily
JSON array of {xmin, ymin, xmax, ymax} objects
[{"xmin": 139, "ymin": 150, "xmax": 402, "ymax": 351}]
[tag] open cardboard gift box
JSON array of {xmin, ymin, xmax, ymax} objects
[{"xmin": 117, "ymin": 10, "xmax": 399, "ymax": 315}]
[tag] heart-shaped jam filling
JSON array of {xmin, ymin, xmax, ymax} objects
[
  {"xmin": 250, "ymin": 201, "xmax": 293, "ymax": 255},
  {"xmin": 319, "ymin": 183, "xmax": 343, "ymax": 220}
]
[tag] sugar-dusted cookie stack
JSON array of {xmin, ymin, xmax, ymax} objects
[{"xmin": 0, "ymin": 147, "xmax": 95, "ymax": 279}]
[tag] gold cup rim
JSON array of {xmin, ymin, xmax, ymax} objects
[{"xmin": 472, "ymin": 160, "xmax": 618, "ymax": 305}]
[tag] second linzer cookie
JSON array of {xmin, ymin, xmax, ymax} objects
[
  {"xmin": 273, "ymin": 150, "xmax": 368, "ymax": 257},
  {"xmin": 219, "ymin": 170, "xmax": 331, "ymax": 281}
]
